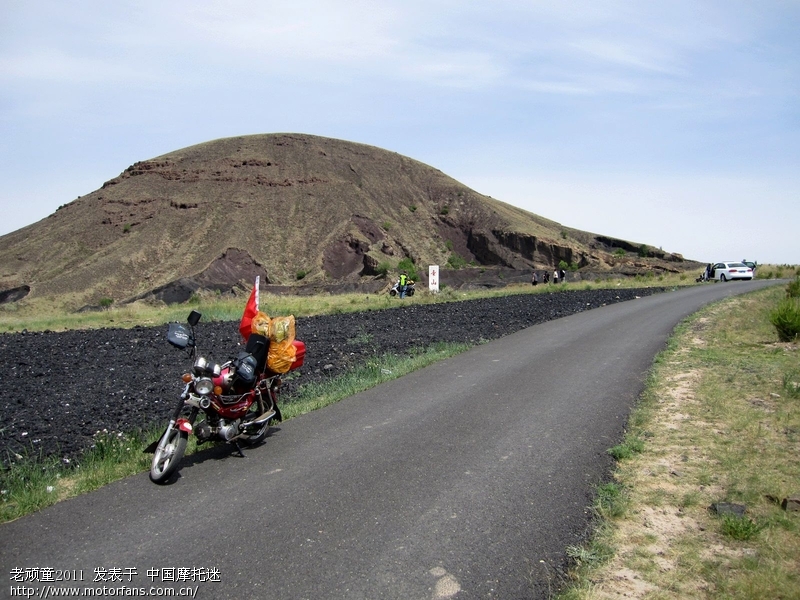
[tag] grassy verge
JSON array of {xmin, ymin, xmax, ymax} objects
[
  {"xmin": 559, "ymin": 284, "xmax": 800, "ymax": 599},
  {"xmin": 0, "ymin": 342, "xmax": 471, "ymax": 523}
]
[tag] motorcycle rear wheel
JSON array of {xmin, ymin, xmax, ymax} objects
[{"xmin": 150, "ymin": 427, "xmax": 188, "ymax": 484}]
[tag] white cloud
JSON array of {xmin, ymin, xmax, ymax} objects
[{"xmin": 0, "ymin": 0, "xmax": 797, "ymax": 264}]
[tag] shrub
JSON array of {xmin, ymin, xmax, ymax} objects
[
  {"xmin": 296, "ymin": 270, "xmax": 307, "ymax": 280},
  {"xmin": 638, "ymin": 244, "xmax": 650, "ymax": 258},
  {"xmin": 770, "ymin": 298, "xmax": 800, "ymax": 342},
  {"xmin": 614, "ymin": 248, "xmax": 626, "ymax": 256},
  {"xmin": 397, "ymin": 258, "xmax": 419, "ymax": 281},
  {"xmin": 446, "ymin": 254, "xmax": 467, "ymax": 269},
  {"xmin": 98, "ymin": 297, "xmax": 114, "ymax": 309},
  {"xmin": 560, "ymin": 231, "xmax": 568, "ymax": 240},
  {"xmin": 786, "ymin": 276, "xmax": 800, "ymax": 298},
  {"xmin": 439, "ymin": 206, "xmax": 449, "ymax": 215},
  {"xmin": 408, "ymin": 205, "xmax": 417, "ymax": 212},
  {"xmin": 376, "ymin": 262, "xmax": 390, "ymax": 277},
  {"xmin": 445, "ymin": 240, "xmax": 454, "ymax": 251},
  {"xmin": 382, "ymin": 222, "xmax": 391, "ymax": 231}
]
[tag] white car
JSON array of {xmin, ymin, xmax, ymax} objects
[{"xmin": 711, "ymin": 262, "xmax": 753, "ymax": 282}]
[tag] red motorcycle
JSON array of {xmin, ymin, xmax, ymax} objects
[{"xmin": 148, "ymin": 310, "xmax": 304, "ymax": 483}]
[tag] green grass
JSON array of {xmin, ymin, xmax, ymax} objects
[
  {"xmin": 1, "ymin": 429, "xmax": 155, "ymax": 523},
  {"xmin": 607, "ymin": 436, "xmax": 645, "ymax": 461},
  {"xmin": 719, "ymin": 513, "xmax": 764, "ymax": 541}
]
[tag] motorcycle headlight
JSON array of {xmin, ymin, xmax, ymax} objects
[{"xmin": 195, "ymin": 377, "xmax": 214, "ymax": 395}]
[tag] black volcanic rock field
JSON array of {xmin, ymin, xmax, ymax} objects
[{"xmin": 0, "ymin": 288, "xmax": 665, "ymax": 466}]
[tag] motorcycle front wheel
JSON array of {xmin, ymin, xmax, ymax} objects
[{"xmin": 149, "ymin": 426, "xmax": 188, "ymax": 484}]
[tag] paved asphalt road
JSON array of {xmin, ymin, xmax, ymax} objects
[{"xmin": 0, "ymin": 281, "xmax": 781, "ymax": 600}]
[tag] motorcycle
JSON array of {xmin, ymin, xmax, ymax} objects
[
  {"xmin": 389, "ymin": 280, "xmax": 415, "ymax": 297},
  {"xmin": 147, "ymin": 310, "xmax": 303, "ymax": 483}
]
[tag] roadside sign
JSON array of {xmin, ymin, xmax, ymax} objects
[{"xmin": 429, "ymin": 265, "xmax": 439, "ymax": 293}]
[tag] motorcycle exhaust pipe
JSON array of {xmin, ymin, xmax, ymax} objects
[{"xmin": 248, "ymin": 410, "xmax": 276, "ymax": 428}]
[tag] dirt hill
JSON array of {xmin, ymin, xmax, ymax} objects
[{"xmin": 0, "ymin": 133, "xmax": 699, "ymax": 309}]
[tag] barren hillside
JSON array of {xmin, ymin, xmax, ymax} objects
[{"xmin": 0, "ymin": 133, "xmax": 698, "ymax": 309}]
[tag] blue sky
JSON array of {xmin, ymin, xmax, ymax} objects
[{"xmin": 2, "ymin": 1, "xmax": 798, "ymax": 264}]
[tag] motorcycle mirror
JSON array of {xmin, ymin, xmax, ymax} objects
[{"xmin": 187, "ymin": 310, "xmax": 202, "ymax": 326}]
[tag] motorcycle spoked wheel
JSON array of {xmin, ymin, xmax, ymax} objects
[{"xmin": 149, "ymin": 424, "xmax": 189, "ymax": 484}]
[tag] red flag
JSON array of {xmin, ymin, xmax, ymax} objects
[{"xmin": 239, "ymin": 276, "xmax": 260, "ymax": 341}]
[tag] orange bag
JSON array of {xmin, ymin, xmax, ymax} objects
[
  {"xmin": 266, "ymin": 315, "xmax": 297, "ymax": 373},
  {"xmin": 267, "ymin": 339, "xmax": 297, "ymax": 373},
  {"xmin": 269, "ymin": 316, "xmax": 295, "ymax": 343},
  {"xmin": 251, "ymin": 311, "xmax": 271, "ymax": 337}
]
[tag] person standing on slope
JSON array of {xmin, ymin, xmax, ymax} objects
[{"xmin": 397, "ymin": 271, "xmax": 409, "ymax": 299}]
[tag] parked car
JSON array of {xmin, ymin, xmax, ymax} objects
[
  {"xmin": 742, "ymin": 259, "xmax": 757, "ymax": 274},
  {"xmin": 710, "ymin": 261, "xmax": 754, "ymax": 282}
]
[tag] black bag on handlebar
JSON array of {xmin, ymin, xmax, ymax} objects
[{"xmin": 233, "ymin": 352, "xmax": 258, "ymax": 388}]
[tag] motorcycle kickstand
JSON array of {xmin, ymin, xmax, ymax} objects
[{"xmin": 232, "ymin": 440, "xmax": 246, "ymax": 458}]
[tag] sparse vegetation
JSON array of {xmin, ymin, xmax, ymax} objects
[
  {"xmin": 296, "ymin": 269, "xmax": 307, "ymax": 280},
  {"xmin": 446, "ymin": 253, "xmax": 467, "ymax": 269},
  {"xmin": 782, "ymin": 371, "xmax": 800, "ymax": 399},
  {"xmin": 376, "ymin": 262, "xmax": 390, "ymax": 277},
  {"xmin": 98, "ymin": 297, "xmax": 113, "ymax": 309},
  {"xmin": 558, "ymin": 260, "xmax": 580, "ymax": 272}
]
